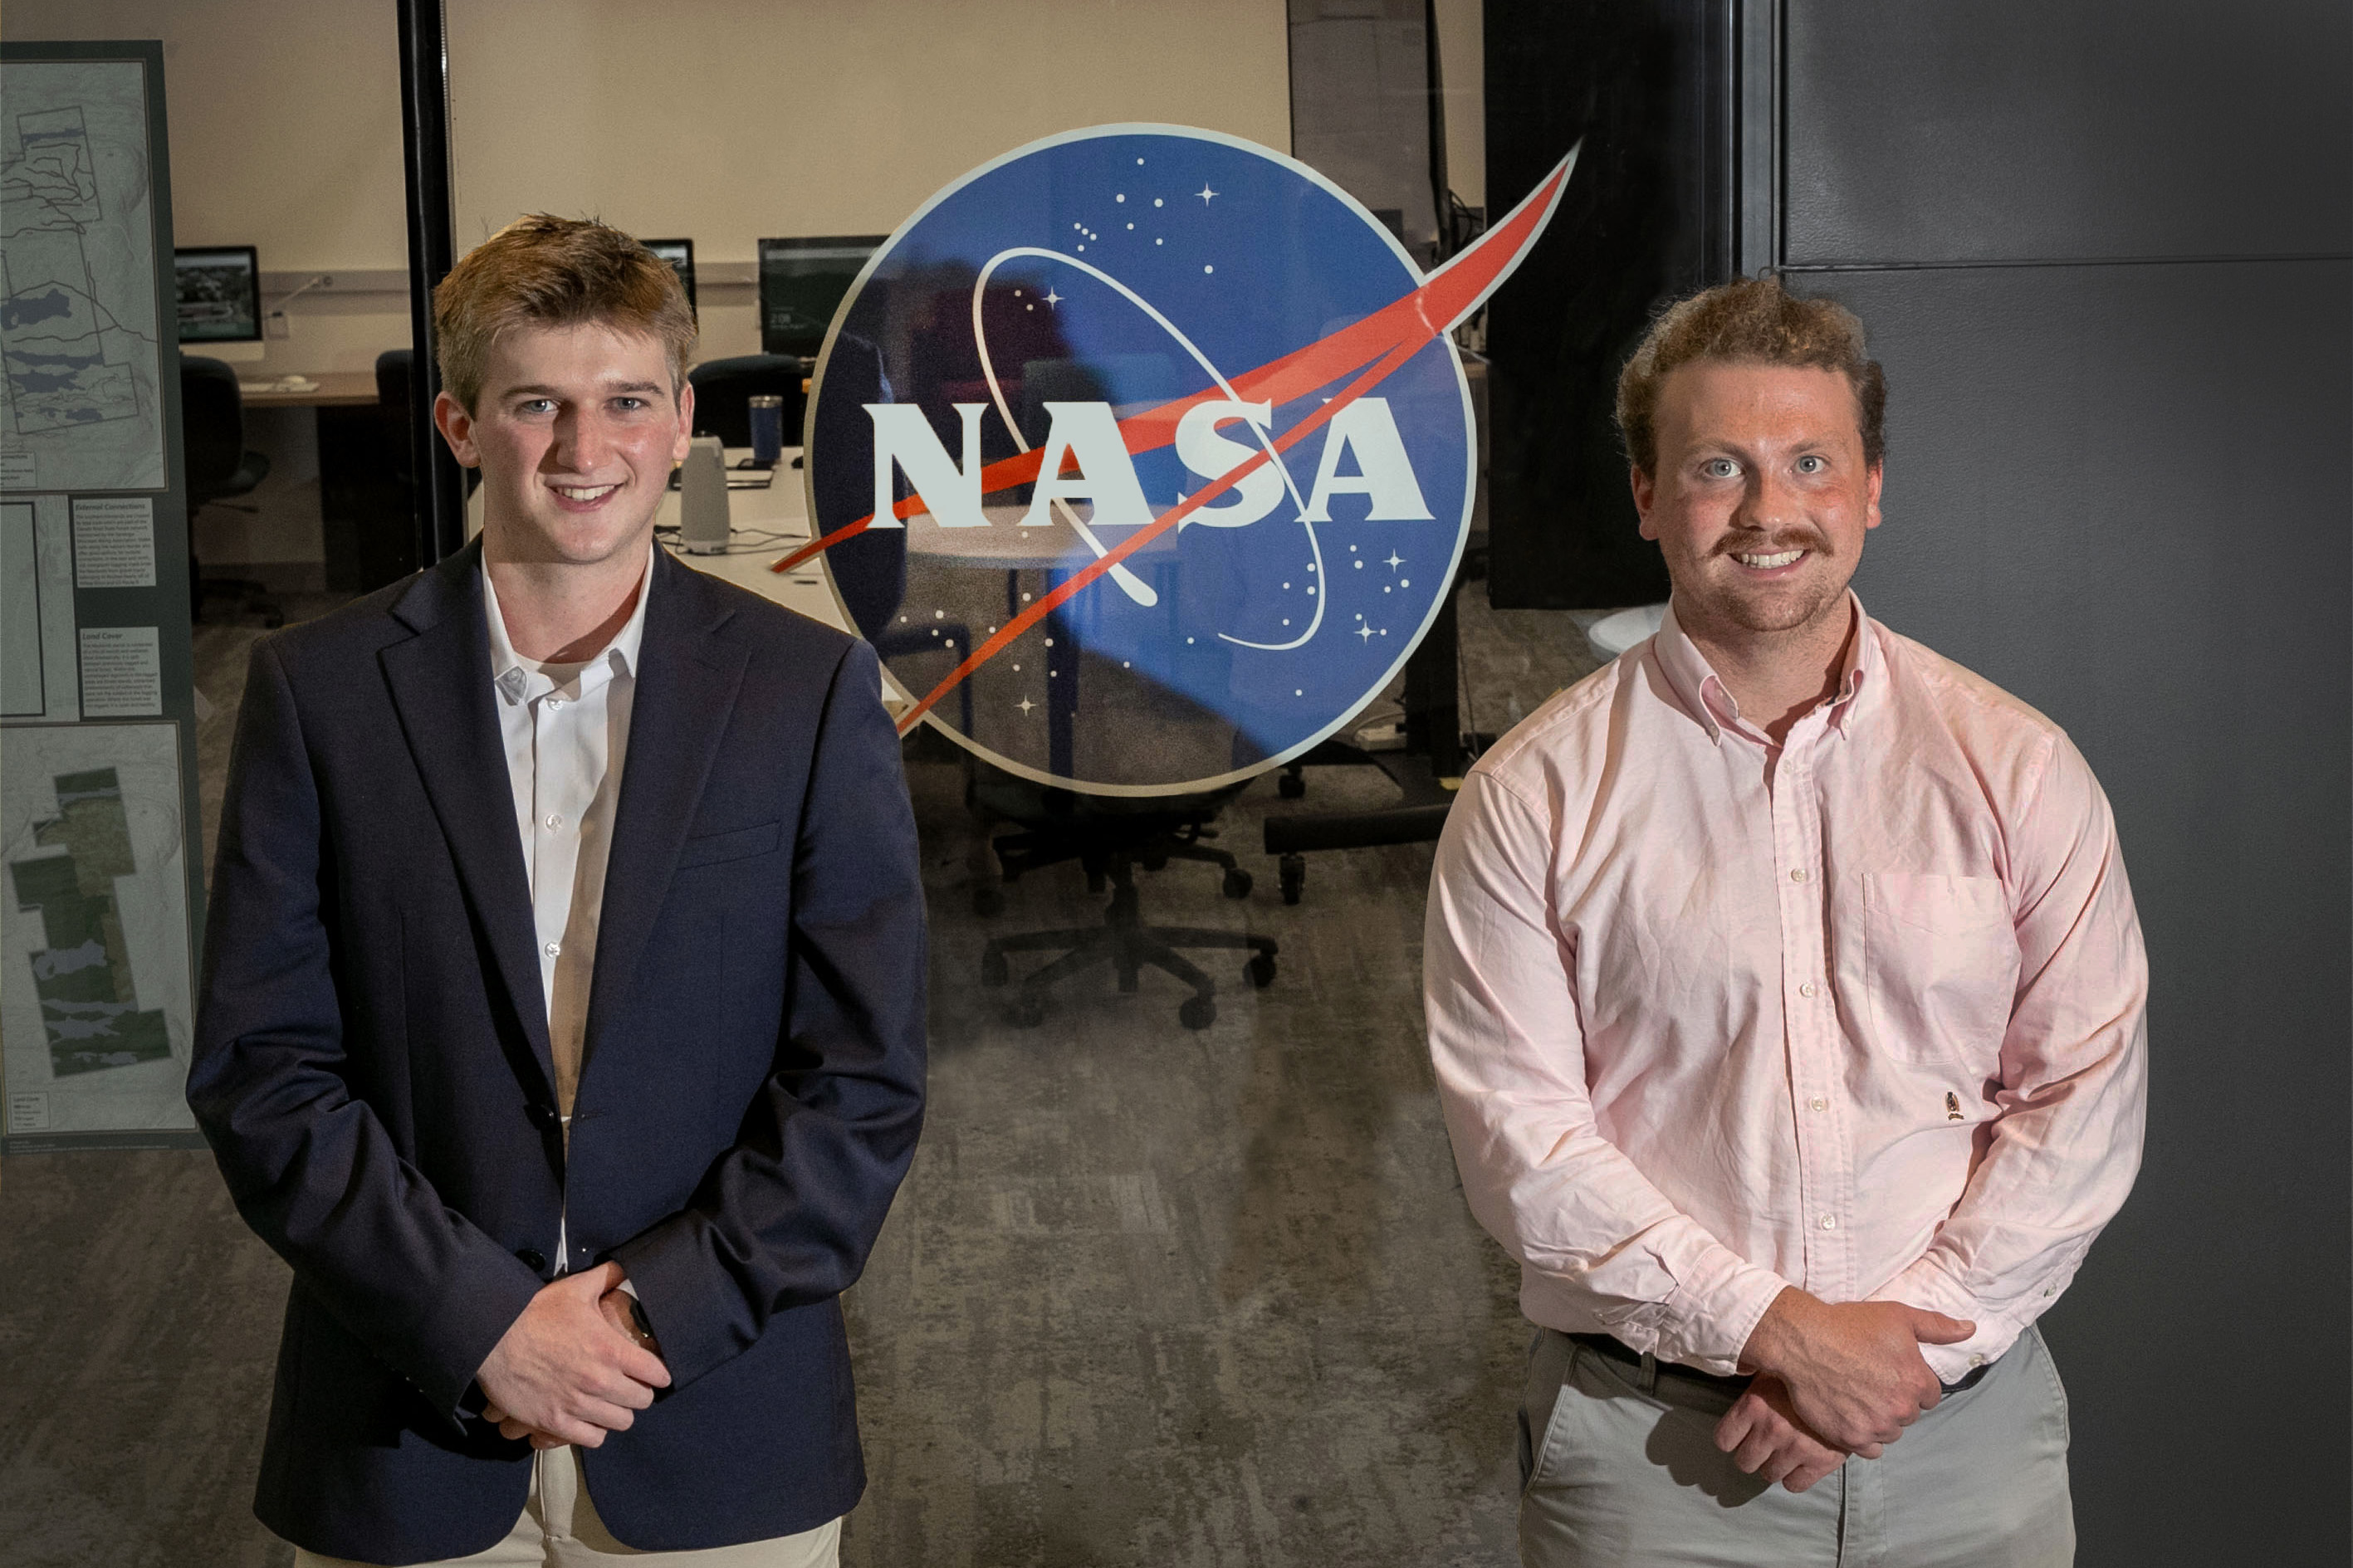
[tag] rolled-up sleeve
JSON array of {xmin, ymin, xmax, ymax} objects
[
  {"xmin": 1870, "ymin": 733, "xmax": 2149, "ymax": 1381},
  {"xmin": 1426, "ymin": 770, "xmax": 1790, "ymax": 1375}
]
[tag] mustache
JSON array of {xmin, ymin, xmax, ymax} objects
[{"xmin": 1713, "ymin": 529, "xmax": 1832, "ymax": 558}]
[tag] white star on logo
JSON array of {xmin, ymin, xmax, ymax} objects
[
  {"xmin": 1355, "ymin": 623, "xmax": 1377, "ymax": 642},
  {"xmin": 1197, "ymin": 183, "xmax": 1217, "ymax": 204},
  {"xmin": 1384, "ymin": 551, "xmax": 1405, "ymax": 570},
  {"xmin": 1016, "ymin": 696, "xmax": 1035, "ymax": 716},
  {"xmin": 1043, "ymin": 287, "xmax": 1062, "ymax": 306}
]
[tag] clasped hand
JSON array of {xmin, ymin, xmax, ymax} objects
[
  {"xmin": 1712, "ymin": 1288, "xmax": 1974, "ymax": 1493},
  {"xmin": 477, "ymin": 1261, "xmax": 669, "ymax": 1449}
]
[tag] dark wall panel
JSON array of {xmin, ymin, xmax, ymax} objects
[
  {"xmin": 1784, "ymin": 1, "xmax": 2353, "ymax": 264},
  {"xmin": 1822, "ymin": 256, "xmax": 2351, "ymax": 1566},
  {"xmin": 1480, "ymin": 0, "xmax": 1730, "ymax": 608}
]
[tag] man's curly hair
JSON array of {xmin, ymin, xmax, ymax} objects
[{"xmin": 1615, "ymin": 276, "xmax": 1886, "ymax": 473}]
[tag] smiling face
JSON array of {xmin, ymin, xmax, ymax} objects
[
  {"xmin": 1630, "ymin": 359, "xmax": 1883, "ymax": 645},
  {"xmin": 434, "ymin": 320, "xmax": 693, "ymax": 569}
]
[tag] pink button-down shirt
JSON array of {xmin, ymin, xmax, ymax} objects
[{"xmin": 1425, "ymin": 595, "xmax": 2147, "ymax": 1382}]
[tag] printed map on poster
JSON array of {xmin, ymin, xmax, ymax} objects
[
  {"xmin": 2, "ymin": 720, "xmax": 194, "ymax": 1134},
  {"xmin": 0, "ymin": 59, "xmax": 167, "ymax": 494}
]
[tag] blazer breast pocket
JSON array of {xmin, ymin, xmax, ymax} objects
[
  {"xmin": 676, "ymin": 820, "xmax": 783, "ymax": 871},
  {"xmin": 1861, "ymin": 872, "xmax": 2019, "ymax": 1073}
]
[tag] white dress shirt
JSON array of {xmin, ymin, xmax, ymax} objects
[
  {"xmin": 1424, "ymin": 596, "xmax": 2147, "ymax": 1382},
  {"xmin": 482, "ymin": 548, "xmax": 653, "ymax": 1272}
]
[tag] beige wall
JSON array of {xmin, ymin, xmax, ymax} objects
[
  {"xmin": 1434, "ymin": 0, "xmax": 1485, "ymax": 212},
  {"xmin": 448, "ymin": 0, "xmax": 1289, "ymax": 359},
  {"xmin": 448, "ymin": 0, "xmax": 1290, "ymax": 253},
  {"xmin": 6, "ymin": 0, "xmax": 1293, "ymax": 370}
]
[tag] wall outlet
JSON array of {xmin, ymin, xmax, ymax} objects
[{"xmin": 265, "ymin": 311, "xmax": 291, "ymax": 339}]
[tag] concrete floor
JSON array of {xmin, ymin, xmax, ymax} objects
[{"xmin": 0, "ymin": 582, "xmax": 1610, "ymax": 1566}]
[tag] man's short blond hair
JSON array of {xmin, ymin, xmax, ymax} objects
[
  {"xmin": 433, "ymin": 213, "xmax": 697, "ymax": 412},
  {"xmin": 1615, "ymin": 276, "xmax": 1886, "ymax": 474}
]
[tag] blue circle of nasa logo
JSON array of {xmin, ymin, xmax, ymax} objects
[{"xmin": 797, "ymin": 124, "xmax": 1558, "ymax": 795}]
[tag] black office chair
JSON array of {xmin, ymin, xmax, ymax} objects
[
  {"xmin": 180, "ymin": 354, "xmax": 279, "ymax": 625},
  {"xmin": 687, "ymin": 354, "xmax": 807, "ymax": 449},
  {"xmin": 973, "ymin": 773, "xmax": 1275, "ymax": 1031}
]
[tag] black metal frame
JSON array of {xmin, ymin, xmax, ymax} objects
[{"xmin": 396, "ymin": 0, "xmax": 467, "ymax": 565}]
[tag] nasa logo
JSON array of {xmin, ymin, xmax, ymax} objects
[{"xmin": 785, "ymin": 125, "xmax": 1573, "ymax": 794}]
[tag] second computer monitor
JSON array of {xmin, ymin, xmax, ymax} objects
[
  {"xmin": 174, "ymin": 246, "xmax": 262, "ymax": 342},
  {"xmin": 758, "ymin": 236, "xmax": 883, "ymax": 361},
  {"xmin": 642, "ymin": 238, "xmax": 696, "ymax": 315}
]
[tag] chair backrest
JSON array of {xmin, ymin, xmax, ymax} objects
[
  {"xmin": 805, "ymin": 333, "xmax": 905, "ymax": 633},
  {"xmin": 375, "ymin": 349, "xmax": 415, "ymax": 485},
  {"xmin": 179, "ymin": 354, "xmax": 246, "ymax": 501},
  {"xmin": 687, "ymin": 354, "xmax": 806, "ymax": 447}
]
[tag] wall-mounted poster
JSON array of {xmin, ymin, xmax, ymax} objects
[
  {"xmin": 1, "ymin": 720, "xmax": 195, "ymax": 1141},
  {"xmin": 1, "ymin": 42, "xmax": 203, "ymax": 1150},
  {"xmin": 0, "ymin": 55, "xmax": 169, "ymax": 496}
]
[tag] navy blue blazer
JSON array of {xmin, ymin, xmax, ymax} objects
[{"xmin": 188, "ymin": 541, "xmax": 927, "ymax": 1561}]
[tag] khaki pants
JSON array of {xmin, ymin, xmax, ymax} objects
[
  {"xmin": 291, "ymin": 1447, "xmax": 841, "ymax": 1568},
  {"xmin": 1518, "ymin": 1326, "xmax": 2075, "ymax": 1567}
]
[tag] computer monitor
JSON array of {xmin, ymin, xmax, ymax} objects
[
  {"xmin": 757, "ymin": 236, "xmax": 883, "ymax": 361},
  {"xmin": 643, "ymin": 238, "xmax": 696, "ymax": 315},
  {"xmin": 174, "ymin": 246, "xmax": 262, "ymax": 343}
]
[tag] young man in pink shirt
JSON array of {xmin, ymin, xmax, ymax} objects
[{"xmin": 1426, "ymin": 277, "xmax": 2146, "ymax": 1566}]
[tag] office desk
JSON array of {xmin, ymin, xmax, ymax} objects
[
  {"xmin": 198, "ymin": 369, "xmax": 397, "ymax": 593},
  {"xmin": 237, "ymin": 371, "xmax": 381, "ymax": 409}
]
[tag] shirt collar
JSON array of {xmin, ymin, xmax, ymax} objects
[
  {"xmin": 483, "ymin": 543, "xmax": 655, "ymax": 706},
  {"xmin": 1650, "ymin": 589, "xmax": 1877, "ymax": 746}
]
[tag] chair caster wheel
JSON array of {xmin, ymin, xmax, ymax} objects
[
  {"xmin": 1006, "ymin": 994, "xmax": 1046, "ymax": 1028},
  {"xmin": 1245, "ymin": 954, "xmax": 1276, "ymax": 988},
  {"xmin": 1221, "ymin": 867, "xmax": 1253, "ymax": 899},
  {"xmin": 981, "ymin": 949, "xmax": 1009, "ymax": 987},
  {"xmin": 1279, "ymin": 852, "xmax": 1306, "ymax": 906},
  {"xmin": 1178, "ymin": 996, "xmax": 1216, "ymax": 1030},
  {"xmin": 973, "ymin": 885, "xmax": 1005, "ymax": 918},
  {"xmin": 1278, "ymin": 771, "xmax": 1306, "ymax": 799}
]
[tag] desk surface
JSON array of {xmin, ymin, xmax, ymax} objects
[
  {"xmin": 661, "ymin": 465, "xmax": 908, "ymax": 716},
  {"xmin": 238, "ymin": 371, "xmax": 380, "ymax": 408}
]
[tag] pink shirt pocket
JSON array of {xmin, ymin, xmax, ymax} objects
[{"xmin": 1861, "ymin": 872, "xmax": 2019, "ymax": 1074}]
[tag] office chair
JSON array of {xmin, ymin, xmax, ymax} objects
[
  {"xmin": 180, "ymin": 354, "xmax": 280, "ymax": 626},
  {"xmin": 687, "ymin": 354, "xmax": 808, "ymax": 449},
  {"xmin": 972, "ymin": 772, "xmax": 1276, "ymax": 1031}
]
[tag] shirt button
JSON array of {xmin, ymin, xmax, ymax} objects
[
  {"xmin": 1798, "ymin": 980, "xmax": 1818, "ymax": 998},
  {"xmin": 1790, "ymin": 867, "xmax": 1809, "ymax": 883},
  {"xmin": 1817, "ymin": 1214, "xmax": 1837, "ymax": 1230},
  {"xmin": 545, "ymin": 813, "xmax": 563, "ymax": 829},
  {"xmin": 1969, "ymin": 1353, "xmax": 1986, "ymax": 1367},
  {"xmin": 545, "ymin": 696, "xmax": 565, "ymax": 709},
  {"xmin": 544, "ymin": 941, "xmax": 561, "ymax": 957},
  {"xmin": 1809, "ymin": 1097, "xmax": 1828, "ymax": 1111}
]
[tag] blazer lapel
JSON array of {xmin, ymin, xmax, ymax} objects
[
  {"xmin": 378, "ymin": 544, "xmax": 556, "ymax": 1097},
  {"xmin": 584, "ymin": 554, "xmax": 750, "ymax": 1064}
]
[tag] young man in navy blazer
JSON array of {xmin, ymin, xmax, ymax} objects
[{"xmin": 190, "ymin": 215, "xmax": 927, "ymax": 1566}]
